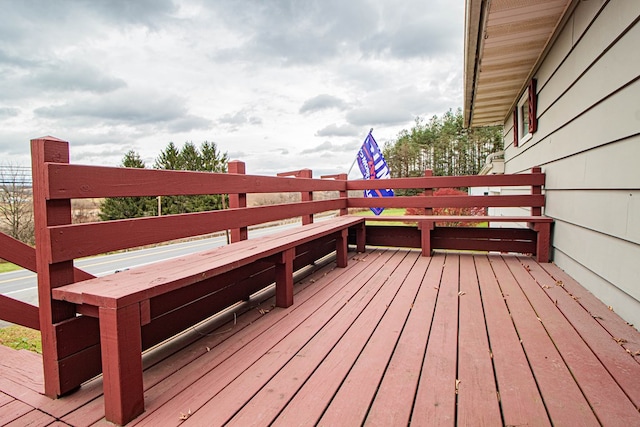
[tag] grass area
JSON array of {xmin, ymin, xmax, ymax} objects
[
  {"xmin": 352, "ymin": 208, "xmax": 414, "ymax": 226},
  {"xmin": 0, "ymin": 325, "xmax": 42, "ymax": 353},
  {"xmin": 0, "ymin": 262, "xmax": 21, "ymax": 273},
  {"xmin": 353, "ymin": 208, "xmax": 407, "ymax": 217}
]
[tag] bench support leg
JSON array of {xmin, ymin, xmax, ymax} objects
[
  {"xmin": 420, "ymin": 221, "xmax": 434, "ymax": 257},
  {"xmin": 533, "ymin": 222, "xmax": 551, "ymax": 263},
  {"xmin": 355, "ymin": 222, "xmax": 366, "ymax": 253},
  {"xmin": 99, "ymin": 304, "xmax": 144, "ymax": 425},
  {"xmin": 336, "ymin": 229, "xmax": 348, "ymax": 268},
  {"xmin": 276, "ymin": 248, "xmax": 295, "ymax": 308}
]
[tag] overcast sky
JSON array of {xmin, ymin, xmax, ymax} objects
[{"xmin": 0, "ymin": 0, "xmax": 463, "ymax": 178}]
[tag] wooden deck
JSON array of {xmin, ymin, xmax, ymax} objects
[{"xmin": 1, "ymin": 249, "xmax": 640, "ymax": 426}]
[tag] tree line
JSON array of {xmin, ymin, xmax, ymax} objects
[
  {"xmin": 99, "ymin": 141, "xmax": 228, "ymax": 220},
  {"xmin": 383, "ymin": 108, "xmax": 503, "ymax": 180}
]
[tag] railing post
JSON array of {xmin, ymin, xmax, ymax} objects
[
  {"xmin": 228, "ymin": 160, "xmax": 248, "ymax": 242},
  {"xmin": 31, "ymin": 136, "xmax": 79, "ymax": 397},
  {"xmin": 299, "ymin": 169, "xmax": 313, "ymax": 225},
  {"xmin": 321, "ymin": 173, "xmax": 348, "ymax": 216},
  {"xmin": 338, "ymin": 173, "xmax": 348, "ymax": 216},
  {"xmin": 424, "ymin": 169, "xmax": 433, "ymax": 215},
  {"xmin": 278, "ymin": 169, "xmax": 313, "ymax": 225},
  {"xmin": 531, "ymin": 166, "xmax": 542, "ymax": 216}
]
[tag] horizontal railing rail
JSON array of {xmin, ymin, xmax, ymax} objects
[
  {"xmin": 47, "ymin": 199, "xmax": 345, "ymax": 262},
  {"xmin": 44, "ymin": 163, "xmax": 343, "ymax": 199}
]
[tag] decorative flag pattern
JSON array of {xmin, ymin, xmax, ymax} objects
[{"xmin": 356, "ymin": 131, "xmax": 394, "ymax": 215}]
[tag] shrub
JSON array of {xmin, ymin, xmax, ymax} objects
[{"xmin": 405, "ymin": 188, "xmax": 484, "ymax": 226}]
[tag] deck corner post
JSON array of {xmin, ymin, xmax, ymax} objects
[
  {"xmin": 30, "ymin": 136, "xmax": 81, "ymax": 397},
  {"xmin": 531, "ymin": 166, "xmax": 543, "ymax": 216},
  {"xmin": 275, "ymin": 248, "xmax": 295, "ymax": 308},
  {"xmin": 228, "ymin": 160, "xmax": 248, "ymax": 242},
  {"xmin": 100, "ymin": 304, "xmax": 145, "ymax": 425}
]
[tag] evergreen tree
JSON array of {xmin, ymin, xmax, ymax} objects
[
  {"xmin": 99, "ymin": 150, "xmax": 156, "ymax": 220},
  {"xmin": 154, "ymin": 141, "xmax": 228, "ymax": 215},
  {"xmin": 383, "ymin": 108, "xmax": 502, "ymax": 180}
]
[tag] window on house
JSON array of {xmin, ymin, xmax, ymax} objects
[
  {"xmin": 512, "ymin": 78, "xmax": 537, "ymax": 148},
  {"xmin": 517, "ymin": 91, "xmax": 531, "ymax": 143}
]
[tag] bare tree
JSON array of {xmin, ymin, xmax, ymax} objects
[{"xmin": 0, "ymin": 164, "xmax": 34, "ymax": 245}]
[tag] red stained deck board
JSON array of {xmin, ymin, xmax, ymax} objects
[
  {"xmin": 188, "ymin": 250, "xmax": 413, "ymax": 426},
  {"xmin": 0, "ymin": 399, "xmax": 33, "ymax": 425},
  {"xmin": 4, "ymin": 252, "xmax": 640, "ymax": 426},
  {"xmin": 268, "ymin": 250, "xmax": 416, "ymax": 427},
  {"xmin": 455, "ymin": 254, "xmax": 502, "ymax": 426},
  {"xmin": 492, "ymin": 257, "xmax": 600, "ymax": 426},
  {"xmin": 316, "ymin": 251, "xmax": 425, "ymax": 425},
  {"xmin": 539, "ymin": 261, "xmax": 640, "ymax": 353},
  {"xmin": 523, "ymin": 258, "xmax": 640, "ymax": 406},
  {"xmin": 364, "ymin": 255, "xmax": 444, "ymax": 426},
  {"xmin": 3, "ymin": 408, "xmax": 56, "ymax": 427},
  {"xmin": 475, "ymin": 255, "xmax": 550, "ymax": 427},
  {"xmin": 504, "ymin": 256, "xmax": 640, "ymax": 424},
  {"xmin": 130, "ymin": 250, "xmax": 392, "ymax": 426},
  {"xmin": 411, "ymin": 253, "xmax": 459, "ymax": 426},
  {"xmin": 0, "ymin": 392, "xmax": 13, "ymax": 407}
]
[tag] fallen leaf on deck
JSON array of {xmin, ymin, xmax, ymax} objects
[
  {"xmin": 608, "ymin": 306, "xmax": 614, "ymax": 311},
  {"xmin": 542, "ymin": 285, "xmax": 551, "ymax": 289},
  {"xmin": 458, "ymin": 291, "xmax": 466, "ymax": 296},
  {"xmin": 556, "ymin": 280, "xmax": 564, "ymax": 287},
  {"xmin": 613, "ymin": 337, "xmax": 628, "ymax": 344},
  {"xmin": 206, "ymin": 346, "xmax": 210, "ymax": 352},
  {"xmin": 179, "ymin": 409, "xmax": 192, "ymax": 420},
  {"xmin": 455, "ymin": 379, "xmax": 460, "ymax": 394},
  {"xmin": 592, "ymin": 314, "xmax": 603, "ymax": 320}
]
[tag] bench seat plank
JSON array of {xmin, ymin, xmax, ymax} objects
[{"xmin": 53, "ymin": 216, "xmax": 364, "ymax": 309}]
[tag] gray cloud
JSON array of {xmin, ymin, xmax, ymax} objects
[
  {"xmin": 315, "ymin": 123, "xmax": 360, "ymax": 137},
  {"xmin": 300, "ymin": 140, "xmax": 359, "ymax": 155},
  {"xmin": 26, "ymin": 61, "xmax": 127, "ymax": 94},
  {"xmin": 0, "ymin": 107, "xmax": 19, "ymax": 120},
  {"xmin": 34, "ymin": 89, "xmax": 211, "ymax": 132},
  {"xmin": 300, "ymin": 94, "xmax": 348, "ymax": 114}
]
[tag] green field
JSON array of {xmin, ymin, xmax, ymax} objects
[
  {"xmin": 0, "ymin": 325, "xmax": 42, "ymax": 353},
  {"xmin": 0, "ymin": 262, "xmax": 20, "ymax": 273}
]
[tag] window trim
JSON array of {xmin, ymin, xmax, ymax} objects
[{"xmin": 512, "ymin": 78, "xmax": 537, "ymax": 148}]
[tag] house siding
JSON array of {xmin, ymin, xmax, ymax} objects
[{"xmin": 502, "ymin": 0, "xmax": 640, "ymax": 326}]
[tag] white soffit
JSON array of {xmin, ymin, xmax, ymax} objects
[{"xmin": 464, "ymin": 0, "xmax": 573, "ymax": 128}]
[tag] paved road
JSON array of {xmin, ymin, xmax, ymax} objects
[{"xmin": 0, "ymin": 221, "xmax": 303, "ymax": 308}]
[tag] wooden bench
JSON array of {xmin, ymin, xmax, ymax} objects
[
  {"xmin": 348, "ymin": 167, "xmax": 553, "ymax": 262},
  {"xmin": 30, "ymin": 137, "xmax": 367, "ymax": 425},
  {"xmin": 51, "ymin": 216, "xmax": 364, "ymax": 424}
]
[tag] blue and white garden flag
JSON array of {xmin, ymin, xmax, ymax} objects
[{"xmin": 356, "ymin": 131, "xmax": 394, "ymax": 215}]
